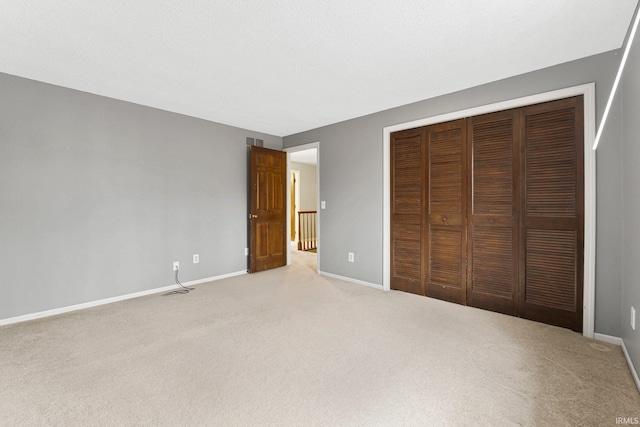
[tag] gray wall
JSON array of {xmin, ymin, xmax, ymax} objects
[
  {"xmin": 0, "ymin": 72, "xmax": 282, "ymax": 320},
  {"xmin": 290, "ymin": 161, "xmax": 317, "ymax": 212},
  {"xmin": 621, "ymin": 13, "xmax": 640, "ymax": 375},
  {"xmin": 284, "ymin": 51, "xmax": 623, "ymax": 336},
  {"xmin": 597, "ymin": 93, "xmax": 624, "ymax": 336}
]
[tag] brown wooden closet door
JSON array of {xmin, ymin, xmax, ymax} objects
[
  {"xmin": 466, "ymin": 111, "xmax": 519, "ymax": 315},
  {"xmin": 390, "ymin": 128, "xmax": 425, "ymax": 295},
  {"xmin": 425, "ymin": 120, "xmax": 467, "ymax": 304},
  {"xmin": 519, "ymin": 96, "xmax": 584, "ymax": 332}
]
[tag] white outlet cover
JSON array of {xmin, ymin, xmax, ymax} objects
[
  {"xmin": 173, "ymin": 261, "xmax": 179, "ymax": 271},
  {"xmin": 632, "ymin": 306, "xmax": 636, "ymax": 330},
  {"xmin": 244, "ymin": 248, "xmax": 249, "ymax": 256},
  {"xmin": 193, "ymin": 254, "xmax": 199, "ymax": 263},
  {"xmin": 321, "ymin": 201, "xmax": 326, "ymax": 209},
  {"xmin": 348, "ymin": 252, "xmax": 354, "ymax": 262}
]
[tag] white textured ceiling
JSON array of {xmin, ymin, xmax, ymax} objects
[{"xmin": 1, "ymin": 1, "xmax": 637, "ymax": 137}]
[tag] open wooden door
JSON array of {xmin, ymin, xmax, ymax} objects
[{"xmin": 249, "ymin": 146, "xmax": 287, "ymax": 273}]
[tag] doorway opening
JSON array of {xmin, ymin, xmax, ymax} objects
[{"xmin": 286, "ymin": 143, "xmax": 319, "ymax": 273}]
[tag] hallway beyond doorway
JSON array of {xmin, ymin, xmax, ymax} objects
[{"xmin": 290, "ymin": 243, "xmax": 317, "ymax": 272}]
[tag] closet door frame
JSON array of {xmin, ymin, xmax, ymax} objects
[{"xmin": 383, "ymin": 83, "xmax": 596, "ymax": 338}]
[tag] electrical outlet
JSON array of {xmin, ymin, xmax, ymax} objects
[
  {"xmin": 348, "ymin": 252, "xmax": 354, "ymax": 262},
  {"xmin": 244, "ymin": 248, "xmax": 249, "ymax": 256},
  {"xmin": 632, "ymin": 306, "xmax": 636, "ymax": 331},
  {"xmin": 193, "ymin": 254, "xmax": 199, "ymax": 264},
  {"xmin": 173, "ymin": 261, "xmax": 179, "ymax": 271},
  {"xmin": 321, "ymin": 201, "xmax": 326, "ymax": 209}
]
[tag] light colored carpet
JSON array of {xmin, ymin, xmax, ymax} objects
[{"xmin": 1, "ymin": 250, "xmax": 638, "ymax": 426}]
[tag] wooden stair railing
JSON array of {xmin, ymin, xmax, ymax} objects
[{"xmin": 297, "ymin": 211, "xmax": 317, "ymax": 251}]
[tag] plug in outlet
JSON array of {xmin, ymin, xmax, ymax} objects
[
  {"xmin": 173, "ymin": 261, "xmax": 180, "ymax": 271},
  {"xmin": 348, "ymin": 252, "xmax": 354, "ymax": 263},
  {"xmin": 193, "ymin": 254, "xmax": 199, "ymax": 264},
  {"xmin": 632, "ymin": 306, "xmax": 636, "ymax": 331}
]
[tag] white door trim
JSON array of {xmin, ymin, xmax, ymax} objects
[
  {"xmin": 382, "ymin": 83, "xmax": 596, "ymax": 338},
  {"xmin": 285, "ymin": 142, "xmax": 320, "ymax": 273}
]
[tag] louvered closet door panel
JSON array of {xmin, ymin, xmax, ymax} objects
[
  {"xmin": 467, "ymin": 111, "xmax": 519, "ymax": 315},
  {"xmin": 391, "ymin": 129, "xmax": 425, "ymax": 295},
  {"xmin": 426, "ymin": 120, "xmax": 467, "ymax": 304},
  {"xmin": 520, "ymin": 96, "xmax": 584, "ymax": 332}
]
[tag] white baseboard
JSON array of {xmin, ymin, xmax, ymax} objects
[
  {"xmin": 594, "ymin": 332, "xmax": 623, "ymax": 346},
  {"xmin": 595, "ymin": 333, "xmax": 640, "ymax": 393},
  {"xmin": 621, "ymin": 339, "xmax": 640, "ymax": 393},
  {"xmin": 319, "ymin": 271, "xmax": 384, "ymax": 291},
  {"xmin": 0, "ymin": 270, "xmax": 247, "ymax": 327}
]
